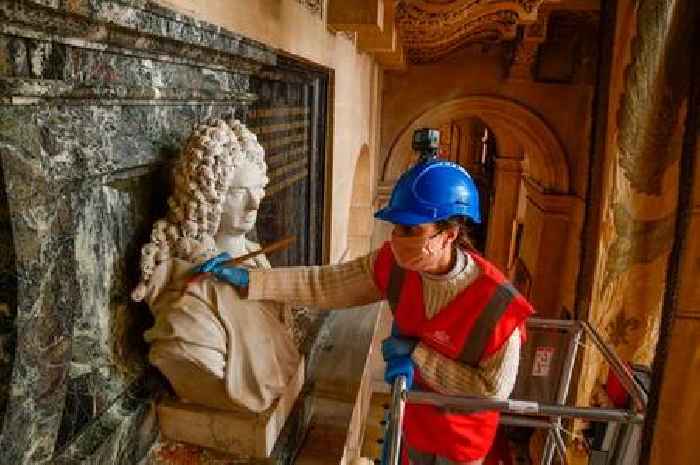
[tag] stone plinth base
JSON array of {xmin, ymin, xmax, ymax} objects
[{"xmin": 156, "ymin": 358, "xmax": 305, "ymax": 458}]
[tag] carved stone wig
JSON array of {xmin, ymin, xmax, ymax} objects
[{"xmin": 132, "ymin": 119, "xmax": 267, "ymax": 302}]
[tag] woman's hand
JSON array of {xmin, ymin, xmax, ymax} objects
[
  {"xmin": 191, "ymin": 253, "xmax": 250, "ymax": 287},
  {"xmin": 384, "ymin": 355, "xmax": 414, "ymax": 390},
  {"xmin": 192, "ymin": 252, "xmax": 232, "ymax": 273},
  {"xmin": 210, "ymin": 265, "xmax": 250, "ymax": 287},
  {"xmin": 381, "ymin": 336, "xmax": 418, "ymax": 361},
  {"xmin": 382, "ymin": 322, "xmax": 418, "ymax": 360}
]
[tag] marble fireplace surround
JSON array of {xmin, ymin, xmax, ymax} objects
[{"xmin": 0, "ymin": 1, "xmax": 336, "ymax": 464}]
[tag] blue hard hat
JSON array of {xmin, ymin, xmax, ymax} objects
[{"xmin": 375, "ymin": 158, "xmax": 481, "ymax": 226}]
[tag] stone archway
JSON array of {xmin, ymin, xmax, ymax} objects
[
  {"xmin": 382, "ymin": 96, "xmax": 570, "ymax": 192},
  {"xmin": 379, "ymin": 96, "xmax": 582, "ymax": 317},
  {"xmin": 347, "ymin": 144, "xmax": 373, "ymax": 260}
]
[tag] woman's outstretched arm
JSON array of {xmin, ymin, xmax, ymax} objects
[{"xmin": 247, "ymin": 251, "xmax": 384, "ymax": 310}]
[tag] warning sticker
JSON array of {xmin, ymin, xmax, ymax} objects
[{"xmin": 532, "ymin": 346, "xmax": 555, "ymax": 377}]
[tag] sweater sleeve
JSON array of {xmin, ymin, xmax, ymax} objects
[
  {"xmin": 247, "ymin": 250, "xmax": 384, "ymax": 310},
  {"xmin": 411, "ymin": 328, "xmax": 521, "ymax": 399}
]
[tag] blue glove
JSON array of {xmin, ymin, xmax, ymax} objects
[
  {"xmin": 382, "ymin": 322, "xmax": 418, "ymax": 361},
  {"xmin": 192, "ymin": 252, "xmax": 232, "ymax": 273},
  {"xmin": 384, "ymin": 355, "xmax": 414, "ymax": 390},
  {"xmin": 191, "ymin": 253, "xmax": 249, "ymax": 287},
  {"xmin": 381, "ymin": 336, "xmax": 418, "ymax": 361},
  {"xmin": 210, "ymin": 264, "xmax": 250, "ymax": 287}
]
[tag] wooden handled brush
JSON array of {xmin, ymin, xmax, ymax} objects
[{"xmin": 184, "ymin": 235, "xmax": 296, "ymax": 289}]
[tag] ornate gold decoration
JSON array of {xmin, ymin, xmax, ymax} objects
[
  {"xmin": 574, "ymin": 1, "xmax": 693, "ymax": 443},
  {"xmin": 616, "ymin": 0, "xmax": 690, "ymax": 194},
  {"xmin": 437, "ymin": 122, "xmax": 452, "ymax": 158},
  {"xmin": 509, "ymin": 9, "xmax": 549, "ymax": 80},
  {"xmin": 396, "ymin": 0, "xmax": 550, "ymax": 63},
  {"xmin": 605, "ymin": 310, "xmax": 642, "ymax": 348},
  {"xmin": 602, "ymin": 203, "xmax": 676, "ymax": 288},
  {"xmin": 296, "ymin": 0, "xmax": 323, "ymax": 17}
]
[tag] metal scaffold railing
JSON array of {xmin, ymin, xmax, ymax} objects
[{"xmin": 381, "ymin": 318, "xmax": 648, "ymax": 465}]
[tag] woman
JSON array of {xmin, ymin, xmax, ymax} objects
[{"xmin": 197, "ymin": 157, "xmax": 534, "ymax": 465}]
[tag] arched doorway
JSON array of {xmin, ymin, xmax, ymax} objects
[
  {"xmin": 347, "ymin": 144, "xmax": 372, "ymax": 260},
  {"xmin": 382, "ymin": 96, "xmax": 569, "ymax": 191},
  {"xmin": 378, "ymin": 96, "xmax": 582, "ymax": 318},
  {"xmin": 436, "ymin": 117, "xmax": 498, "ymax": 253}
]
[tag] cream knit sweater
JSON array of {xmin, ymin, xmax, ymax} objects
[{"xmin": 248, "ymin": 248, "xmax": 520, "ymax": 399}]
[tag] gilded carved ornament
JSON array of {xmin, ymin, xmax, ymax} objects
[
  {"xmin": 615, "ymin": 0, "xmax": 691, "ymax": 195},
  {"xmin": 508, "ymin": 9, "xmax": 549, "ymax": 79},
  {"xmin": 296, "ymin": 0, "xmax": 323, "ymax": 16},
  {"xmin": 396, "ymin": 0, "xmax": 551, "ymax": 62}
]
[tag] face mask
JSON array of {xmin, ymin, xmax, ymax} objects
[{"xmin": 390, "ymin": 230, "xmax": 446, "ymax": 272}]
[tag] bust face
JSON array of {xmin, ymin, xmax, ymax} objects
[{"xmin": 218, "ymin": 159, "xmax": 268, "ymax": 236}]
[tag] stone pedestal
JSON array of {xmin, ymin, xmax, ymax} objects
[
  {"xmin": 295, "ymin": 304, "xmax": 383, "ymax": 465},
  {"xmin": 156, "ymin": 358, "xmax": 305, "ymax": 458}
]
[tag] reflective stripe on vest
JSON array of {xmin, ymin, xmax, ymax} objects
[
  {"xmin": 407, "ymin": 446, "xmax": 435, "ymax": 465},
  {"xmin": 387, "ymin": 262, "xmax": 406, "ymax": 314},
  {"xmin": 387, "ymin": 262, "xmax": 516, "ymax": 366},
  {"xmin": 458, "ymin": 282, "xmax": 517, "ymax": 366}
]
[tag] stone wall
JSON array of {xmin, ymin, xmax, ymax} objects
[
  {"xmin": 0, "ymin": 1, "xmax": 331, "ymax": 464},
  {"xmin": 151, "ymin": 0, "xmax": 381, "ymax": 263},
  {"xmin": 0, "ymin": 159, "xmax": 17, "ymax": 435},
  {"xmin": 379, "ymin": 44, "xmax": 594, "ymax": 198}
]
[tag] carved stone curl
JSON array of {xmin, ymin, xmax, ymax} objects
[
  {"xmin": 133, "ymin": 119, "xmax": 299, "ymax": 413},
  {"xmin": 396, "ymin": 0, "xmax": 549, "ymax": 63}
]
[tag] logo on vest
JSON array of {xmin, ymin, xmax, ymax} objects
[{"xmin": 431, "ymin": 330, "xmax": 451, "ymax": 346}]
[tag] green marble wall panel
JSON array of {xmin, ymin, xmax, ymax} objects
[
  {"xmin": 0, "ymin": 1, "xmax": 277, "ymax": 464},
  {"xmin": 0, "ymin": 2, "xmax": 334, "ymax": 464},
  {"xmin": 0, "ymin": 148, "xmax": 18, "ymax": 434}
]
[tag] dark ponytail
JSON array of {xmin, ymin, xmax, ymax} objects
[{"xmin": 435, "ymin": 215, "xmax": 478, "ymax": 253}]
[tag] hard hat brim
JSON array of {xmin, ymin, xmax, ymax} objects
[
  {"xmin": 374, "ymin": 207, "xmax": 437, "ymax": 226},
  {"xmin": 374, "ymin": 206, "xmax": 482, "ymax": 226}
]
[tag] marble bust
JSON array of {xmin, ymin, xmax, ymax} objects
[{"xmin": 132, "ymin": 119, "xmax": 300, "ymax": 413}]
